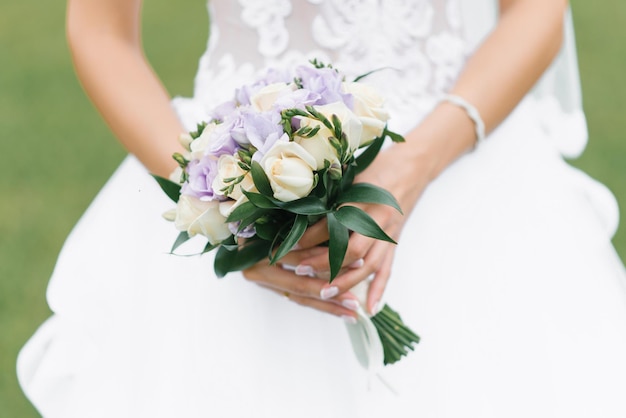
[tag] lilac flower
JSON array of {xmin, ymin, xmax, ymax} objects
[
  {"xmin": 235, "ymin": 68, "xmax": 292, "ymax": 106},
  {"xmin": 295, "ymin": 65, "xmax": 353, "ymax": 108},
  {"xmin": 228, "ymin": 222, "xmax": 256, "ymax": 239},
  {"xmin": 273, "ymin": 89, "xmax": 321, "ymax": 111},
  {"xmin": 252, "ymin": 132, "xmax": 290, "ymax": 163},
  {"xmin": 182, "ymin": 156, "xmax": 222, "ymax": 201},
  {"xmin": 207, "ymin": 116, "xmax": 244, "ymax": 156},
  {"xmin": 238, "ymin": 110, "xmax": 284, "ymax": 150},
  {"xmin": 210, "ymin": 100, "xmax": 237, "ymax": 123}
]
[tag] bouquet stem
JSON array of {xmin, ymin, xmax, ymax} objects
[{"xmin": 370, "ymin": 304, "xmax": 420, "ymax": 365}]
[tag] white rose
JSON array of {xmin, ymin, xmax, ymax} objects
[
  {"xmin": 178, "ymin": 132, "xmax": 193, "ymax": 151},
  {"xmin": 260, "ymin": 142, "xmax": 317, "ymax": 202},
  {"xmin": 190, "ymin": 122, "xmax": 218, "ymax": 160},
  {"xmin": 250, "ymin": 82, "xmax": 296, "ymax": 112},
  {"xmin": 342, "ymin": 82, "xmax": 390, "ymax": 144},
  {"xmin": 212, "ymin": 154, "xmax": 256, "ymax": 201},
  {"xmin": 300, "ymin": 102, "xmax": 364, "ymax": 155},
  {"xmin": 293, "ymin": 128, "xmax": 340, "ymax": 171},
  {"xmin": 174, "ymin": 195, "xmax": 232, "ymax": 244}
]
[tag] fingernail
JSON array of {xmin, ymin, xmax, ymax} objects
[
  {"xmin": 371, "ymin": 301, "xmax": 382, "ymax": 315},
  {"xmin": 342, "ymin": 299, "xmax": 360, "ymax": 311},
  {"xmin": 292, "ymin": 242, "xmax": 301, "ymax": 250},
  {"xmin": 342, "ymin": 315, "xmax": 358, "ymax": 325},
  {"xmin": 366, "ymin": 273, "xmax": 375, "ymax": 282},
  {"xmin": 295, "ymin": 265, "xmax": 314, "ymax": 277},
  {"xmin": 320, "ymin": 286, "xmax": 339, "ymax": 300},
  {"xmin": 348, "ymin": 258, "xmax": 364, "ymax": 269},
  {"xmin": 281, "ymin": 263, "xmax": 297, "ymax": 272}
]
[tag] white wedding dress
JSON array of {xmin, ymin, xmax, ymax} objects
[{"xmin": 18, "ymin": 1, "xmax": 626, "ymax": 417}]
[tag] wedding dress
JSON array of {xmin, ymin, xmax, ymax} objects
[{"xmin": 18, "ymin": 1, "xmax": 626, "ymax": 417}]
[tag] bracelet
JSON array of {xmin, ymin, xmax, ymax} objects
[{"xmin": 440, "ymin": 94, "xmax": 486, "ymax": 147}]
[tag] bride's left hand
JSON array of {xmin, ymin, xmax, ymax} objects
[{"xmin": 244, "ymin": 138, "xmax": 435, "ymax": 316}]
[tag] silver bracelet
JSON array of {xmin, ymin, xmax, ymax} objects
[{"xmin": 440, "ymin": 94, "xmax": 486, "ymax": 147}]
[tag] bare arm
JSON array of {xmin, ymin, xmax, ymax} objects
[
  {"xmin": 67, "ymin": 0, "xmax": 183, "ymax": 177},
  {"xmin": 412, "ymin": 0, "xmax": 569, "ymax": 181}
]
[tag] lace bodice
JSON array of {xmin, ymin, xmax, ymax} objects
[{"xmin": 174, "ymin": 0, "xmax": 470, "ymax": 134}]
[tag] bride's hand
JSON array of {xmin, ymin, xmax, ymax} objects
[{"xmin": 243, "ymin": 137, "xmax": 435, "ymax": 318}]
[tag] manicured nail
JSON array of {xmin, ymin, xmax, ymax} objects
[
  {"xmin": 292, "ymin": 243, "xmax": 301, "ymax": 251},
  {"xmin": 371, "ymin": 301, "xmax": 381, "ymax": 315},
  {"xmin": 320, "ymin": 286, "xmax": 339, "ymax": 300},
  {"xmin": 295, "ymin": 265, "xmax": 314, "ymax": 277},
  {"xmin": 342, "ymin": 315, "xmax": 357, "ymax": 325},
  {"xmin": 366, "ymin": 273, "xmax": 376, "ymax": 282},
  {"xmin": 342, "ymin": 299, "xmax": 360, "ymax": 311},
  {"xmin": 281, "ymin": 263, "xmax": 297, "ymax": 272},
  {"xmin": 348, "ymin": 258, "xmax": 364, "ymax": 268}
]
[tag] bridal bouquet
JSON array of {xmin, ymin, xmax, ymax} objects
[{"xmin": 155, "ymin": 60, "xmax": 419, "ymax": 365}]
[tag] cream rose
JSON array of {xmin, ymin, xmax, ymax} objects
[
  {"xmin": 212, "ymin": 154, "xmax": 256, "ymax": 201},
  {"xmin": 342, "ymin": 82, "xmax": 389, "ymax": 144},
  {"xmin": 298, "ymin": 102, "xmax": 364, "ymax": 157},
  {"xmin": 250, "ymin": 82, "xmax": 296, "ymax": 112},
  {"xmin": 174, "ymin": 195, "xmax": 232, "ymax": 244},
  {"xmin": 260, "ymin": 142, "xmax": 317, "ymax": 202},
  {"xmin": 293, "ymin": 129, "xmax": 340, "ymax": 171},
  {"xmin": 189, "ymin": 122, "xmax": 218, "ymax": 160}
]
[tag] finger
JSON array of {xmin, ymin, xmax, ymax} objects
[
  {"xmin": 295, "ymin": 233, "xmax": 373, "ymax": 277},
  {"xmin": 296, "ymin": 217, "xmax": 329, "ymax": 249},
  {"xmin": 276, "ymin": 246, "xmax": 328, "ymax": 272},
  {"xmin": 320, "ymin": 239, "xmax": 393, "ymax": 298},
  {"xmin": 256, "ymin": 284, "xmax": 358, "ymax": 321},
  {"xmin": 243, "ymin": 262, "xmax": 361, "ymax": 308},
  {"xmin": 243, "ymin": 262, "xmax": 327, "ymax": 299},
  {"xmin": 367, "ymin": 246, "xmax": 395, "ymax": 314}
]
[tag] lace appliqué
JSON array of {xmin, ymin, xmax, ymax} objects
[
  {"xmin": 239, "ymin": 0, "xmax": 292, "ymax": 57},
  {"xmin": 185, "ymin": 0, "xmax": 469, "ymax": 133},
  {"xmin": 311, "ymin": 0, "xmax": 468, "ymax": 127}
]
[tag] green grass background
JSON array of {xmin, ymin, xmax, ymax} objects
[{"xmin": 0, "ymin": 1, "xmax": 624, "ymax": 416}]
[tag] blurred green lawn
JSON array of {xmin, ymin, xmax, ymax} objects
[{"xmin": 0, "ymin": 1, "xmax": 624, "ymax": 416}]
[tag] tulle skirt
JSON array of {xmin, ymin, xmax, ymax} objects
[{"xmin": 18, "ymin": 99, "xmax": 626, "ymax": 417}]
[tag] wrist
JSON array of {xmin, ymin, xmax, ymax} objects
[{"xmin": 402, "ymin": 100, "xmax": 478, "ymax": 181}]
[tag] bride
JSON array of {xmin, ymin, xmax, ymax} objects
[{"xmin": 18, "ymin": 0, "xmax": 626, "ymax": 417}]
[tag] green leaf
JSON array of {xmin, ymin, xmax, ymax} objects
[
  {"xmin": 385, "ymin": 128, "xmax": 406, "ymax": 143},
  {"xmin": 250, "ymin": 161, "xmax": 273, "ymax": 197},
  {"xmin": 354, "ymin": 134, "xmax": 385, "ymax": 175},
  {"xmin": 226, "ymin": 201, "xmax": 259, "ymax": 223},
  {"xmin": 201, "ymin": 240, "xmax": 220, "ymax": 255},
  {"xmin": 339, "ymin": 162, "xmax": 356, "ymax": 193},
  {"xmin": 152, "ymin": 175, "xmax": 182, "ymax": 203},
  {"xmin": 326, "ymin": 212, "xmax": 349, "ymax": 281},
  {"xmin": 334, "ymin": 206, "xmax": 396, "ymax": 244},
  {"xmin": 276, "ymin": 196, "xmax": 329, "ymax": 215},
  {"xmin": 171, "ymin": 231, "xmax": 191, "ymax": 253},
  {"xmin": 214, "ymin": 240, "xmax": 271, "ymax": 278},
  {"xmin": 336, "ymin": 183, "xmax": 403, "ymax": 213},
  {"xmin": 242, "ymin": 190, "xmax": 278, "ymax": 209},
  {"xmin": 353, "ymin": 66, "xmax": 393, "ymax": 82},
  {"xmin": 270, "ymin": 214, "xmax": 308, "ymax": 264},
  {"xmin": 254, "ymin": 220, "xmax": 282, "ymax": 241}
]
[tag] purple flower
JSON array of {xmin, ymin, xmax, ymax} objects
[
  {"xmin": 235, "ymin": 68, "xmax": 292, "ymax": 106},
  {"xmin": 182, "ymin": 156, "xmax": 222, "ymax": 201},
  {"xmin": 228, "ymin": 222, "xmax": 256, "ymax": 239},
  {"xmin": 295, "ymin": 65, "xmax": 353, "ymax": 108},
  {"xmin": 273, "ymin": 89, "xmax": 321, "ymax": 111},
  {"xmin": 252, "ymin": 132, "xmax": 290, "ymax": 163},
  {"xmin": 207, "ymin": 117, "xmax": 243, "ymax": 157},
  {"xmin": 238, "ymin": 109, "xmax": 284, "ymax": 151},
  {"xmin": 210, "ymin": 100, "xmax": 237, "ymax": 122}
]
